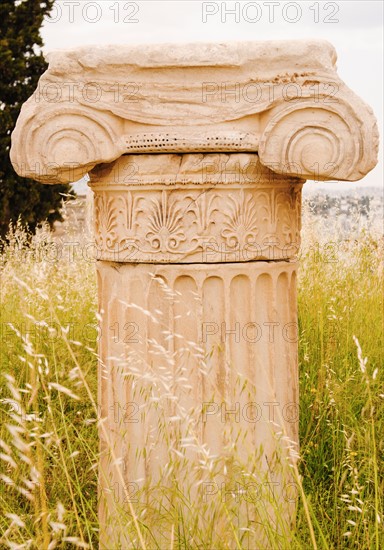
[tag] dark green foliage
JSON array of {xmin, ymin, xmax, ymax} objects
[{"xmin": 0, "ymin": 0, "xmax": 72, "ymax": 237}]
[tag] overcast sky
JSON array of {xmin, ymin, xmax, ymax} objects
[{"xmin": 41, "ymin": 0, "xmax": 383, "ymax": 191}]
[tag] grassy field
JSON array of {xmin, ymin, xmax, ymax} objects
[{"xmin": 0, "ymin": 202, "xmax": 383, "ymax": 549}]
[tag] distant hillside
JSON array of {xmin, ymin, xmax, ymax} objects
[{"xmin": 304, "ymin": 186, "xmax": 383, "ymax": 199}]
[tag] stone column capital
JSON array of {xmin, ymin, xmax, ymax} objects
[{"xmin": 10, "ymin": 40, "xmax": 378, "ymax": 184}]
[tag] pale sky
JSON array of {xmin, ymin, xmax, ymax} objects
[{"xmin": 41, "ymin": 0, "xmax": 383, "ymax": 191}]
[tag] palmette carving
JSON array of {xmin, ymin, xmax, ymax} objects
[
  {"xmin": 186, "ymin": 192, "xmax": 218, "ymax": 236},
  {"xmin": 146, "ymin": 191, "xmax": 186, "ymax": 253},
  {"xmin": 221, "ymin": 190, "xmax": 259, "ymax": 249},
  {"xmin": 94, "ymin": 192, "xmax": 119, "ymax": 250}
]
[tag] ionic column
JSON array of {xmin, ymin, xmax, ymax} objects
[{"xmin": 10, "ymin": 40, "xmax": 378, "ymax": 550}]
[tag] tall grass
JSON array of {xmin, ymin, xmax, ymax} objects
[{"xmin": 0, "ymin": 198, "xmax": 382, "ymax": 549}]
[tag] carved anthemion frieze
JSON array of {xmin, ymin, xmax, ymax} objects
[{"xmin": 90, "ymin": 154, "xmax": 302, "ymax": 262}]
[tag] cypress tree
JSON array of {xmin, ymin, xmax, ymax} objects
[{"xmin": 0, "ymin": 0, "xmax": 72, "ymax": 238}]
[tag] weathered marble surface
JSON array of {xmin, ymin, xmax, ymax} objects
[
  {"xmin": 97, "ymin": 259, "xmax": 299, "ymax": 548},
  {"xmin": 11, "ymin": 40, "xmax": 378, "ymax": 183},
  {"xmin": 90, "ymin": 153, "xmax": 303, "ymax": 263}
]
